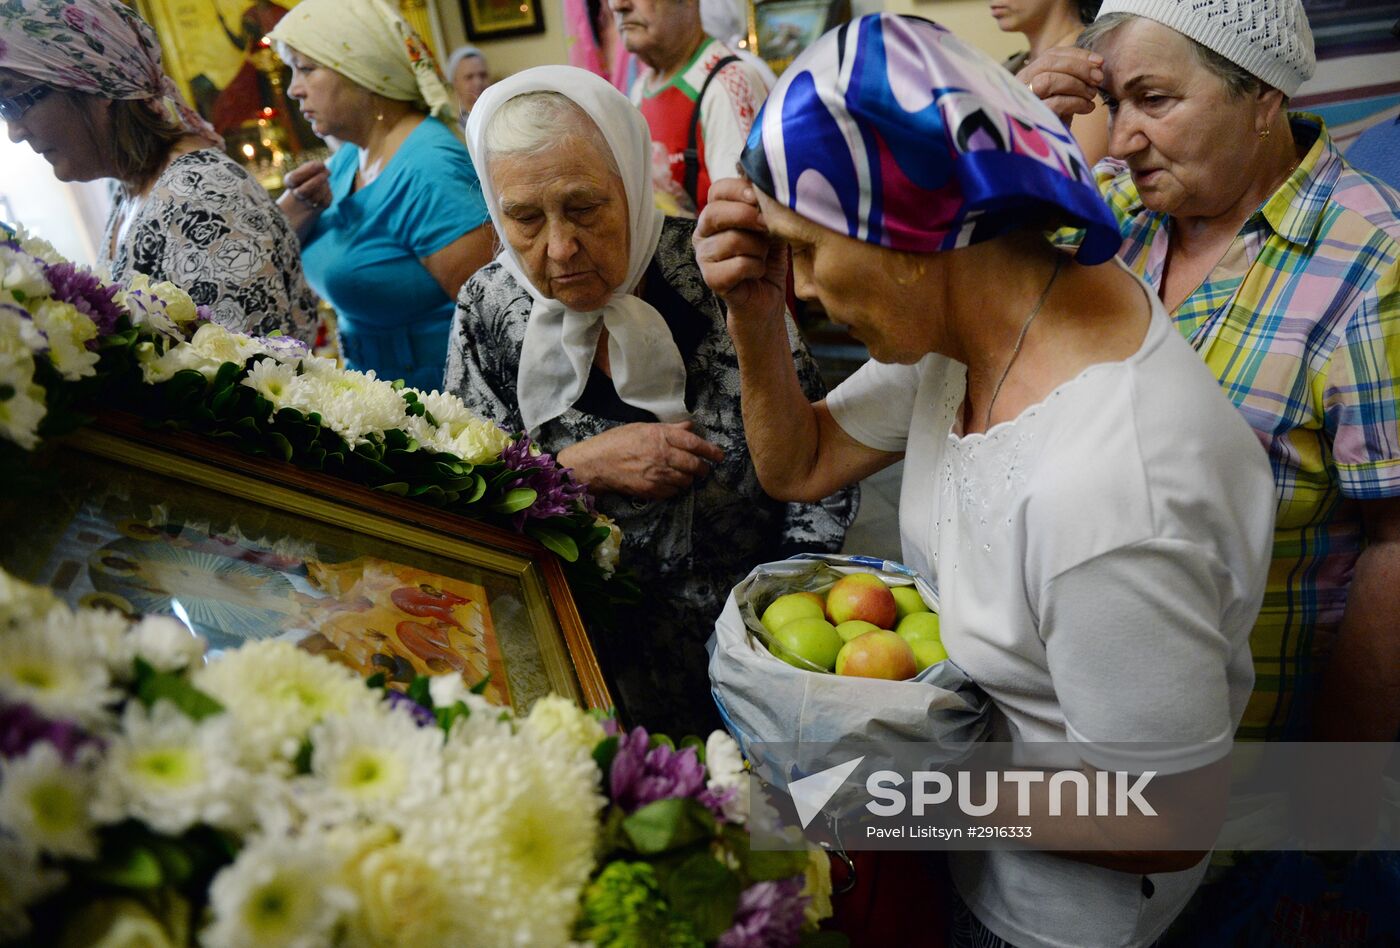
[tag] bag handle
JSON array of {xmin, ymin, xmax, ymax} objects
[{"xmin": 682, "ymin": 54, "xmax": 742, "ymax": 208}]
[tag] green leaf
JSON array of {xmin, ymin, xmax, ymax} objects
[
  {"xmin": 469, "ymin": 673, "xmax": 492, "ymax": 695},
  {"xmin": 409, "ymin": 484, "xmax": 446, "ymax": 503},
  {"xmin": 267, "ymin": 432, "xmax": 294, "ymax": 462},
  {"xmin": 592, "ymin": 734, "xmax": 619, "ymax": 777},
  {"xmin": 661, "ymin": 853, "xmax": 742, "ymax": 941},
  {"xmin": 275, "ymin": 406, "xmax": 305, "ymax": 424},
  {"xmin": 526, "ymin": 524, "xmax": 579, "ymax": 562},
  {"xmin": 489, "ymin": 486, "xmax": 537, "ymax": 514},
  {"xmin": 745, "ymin": 847, "xmax": 811, "ymax": 882},
  {"xmin": 679, "ymin": 734, "xmax": 706, "ymax": 762},
  {"xmin": 133, "ymin": 658, "xmax": 224, "ymax": 721},
  {"xmin": 86, "ymin": 845, "xmax": 163, "ymax": 889},
  {"xmin": 459, "ymin": 474, "xmax": 487, "ymax": 505},
  {"xmin": 292, "ymin": 739, "xmax": 314, "ymax": 774},
  {"xmin": 365, "ymin": 672, "xmax": 387, "ymax": 689},
  {"xmin": 212, "ymin": 361, "xmax": 242, "ymax": 388},
  {"xmin": 375, "ymin": 481, "xmax": 410, "ymax": 496},
  {"xmin": 622, "ymin": 798, "xmax": 716, "ymax": 855},
  {"xmin": 147, "ymin": 837, "xmax": 196, "ymax": 885},
  {"xmin": 407, "ymin": 676, "xmax": 432, "ymax": 707}
]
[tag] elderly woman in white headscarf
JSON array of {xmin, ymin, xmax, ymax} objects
[
  {"xmin": 269, "ymin": 0, "xmax": 492, "ymax": 390},
  {"xmin": 445, "ymin": 44, "xmax": 489, "ymax": 128},
  {"xmin": 445, "ymin": 65, "xmax": 855, "ymax": 736}
]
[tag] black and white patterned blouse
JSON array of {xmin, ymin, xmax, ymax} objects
[
  {"xmin": 446, "ymin": 216, "xmax": 858, "ymax": 735},
  {"xmin": 103, "ymin": 149, "xmax": 318, "ymax": 340}
]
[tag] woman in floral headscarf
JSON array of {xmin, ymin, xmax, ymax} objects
[
  {"xmin": 269, "ymin": 0, "xmax": 492, "ymax": 390},
  {"xmin": 696, "ymin": 14, "xmax": 1275, "ymax": 946},
  {"xmin": 0, "ymin": 0, "xmax": 317, "ymax": 339}
]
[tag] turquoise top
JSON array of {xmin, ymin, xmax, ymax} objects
[{"xmin": 302, "ymin": 118, "xmax": 488, "ymax": 337}]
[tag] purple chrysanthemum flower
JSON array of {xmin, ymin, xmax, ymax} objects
[
  {"xmin": 258, "ymin": 334, "xmax": 310, "ymax": 360},
  {"xmin": 609, "ymin": 726, "xmax": 707, "ymax": 812},
  {"xmin": 698, "ymin": 783, "xmax": 739, "ymax": 820},
  {"xmin": 0, "ymin": 702, "xmax": 98, "ymax": 762},
  {"xmin": 716, "ymin": 878, "xmax": 810, "ymax": 948},
  {"xmin": 43, "ymin": 261, "xmax": 123, "ymax": 336},
  {"xmin": 384, "ymin": 689, "xmax": 438, "ymax": 727},
  {"xmin": 501, "ymin": 435, "xmax": 594, "ymax": 529}
]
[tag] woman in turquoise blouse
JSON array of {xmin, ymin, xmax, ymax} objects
[{"xmin": 270, "ymin": 0, "xmax": 492, "ymax": 391}]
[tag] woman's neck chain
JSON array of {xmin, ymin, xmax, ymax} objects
[{"xmin": 983, "ymin": 252, "xmax": 1064, "ymax": 431}]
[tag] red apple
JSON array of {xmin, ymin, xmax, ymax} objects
[
  {"xmin": 834, "ymin": 630, "xmax": 917, "ymax": 680},
  {"xmin": 825, "ymin": 573, "xmax": 897, "ymax": 629}
]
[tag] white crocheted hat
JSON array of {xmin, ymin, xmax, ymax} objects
[{"xmin": 1096, "ymin": 0, "xmax": 1316, "ymax": 96}]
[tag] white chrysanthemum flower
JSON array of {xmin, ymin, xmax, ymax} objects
[
  {"xmin": 428, "ymin": 677, "xmax": 513, "ymax": 742},
  {"xmin": 340, "ymin": 837, "xmax": 464, "ymax": 948},
  {"xmin": 148, "ymin": 279, "xmax": 198, "ymax": 325},
  {"xmin": 406, "ymin": 389, "xmax": 511, "ymax": 463},
  {"xmin": 592, "ymin": 514, "xmax": 622, "ymax": 578},
  {"xmin": 423, "ymin": 731, "xmax": 603, "ymax": 947},
  {"xmin": 194, "ymin": 641, "xmax": 378, "ymax": 767},
  {"xmin": 523, "ymin": 694, "xmax": 605, "ymax": 763},
  {"xmin": 240, "ymin": 358, "xmax": 300, "ymax": 411},
  {"xmin": 0, "ymin": 743, "xmax": 100, "ymax": 859},
  {"xmin": 0, "ymin": 307, "xmax": 46, "ymax": 357},
  {"xmin": 95, "ymin": 701, "xmax": 251, "ymax": 834},
  {"xmin": 288, "ymin": 370, "xmax": 409, "ymax": 446},
  {"xmin": 30, "ymin": 299, "xmax": 100, "ymax": 380},
  {"xmin": 124, "ymin": 615, "xmax": 206, "ymax": 674},
  {"xmin": 0, "ymin": 348, "xmax": 46, "ymax": 452},
  {"xmin": 135, "ymin": 339, "xmax": 225, "ymax": 384},
  {"xmin": 300, "ymin": 703, "xmax": 444, "ymax": 827},
  {"xmin": 188, "ymin": 322, "xmax": 262, "ymax": 368},
  {"xmin": 0, "ymin": 612, "xmax": 117, "ymax": 725},
  {"xmin": 0, "ymin": 246, "xmax": 51, "ymax": 306},
  {"xmin": 10, "ymin": 227, "xmax": 64, "ymax": 266},
  {"xmin": 203, "ymin": 831, "xmax": 356, "ymax": 948},
  {"xmin": 71, "ymin": 603, "xmax": 137, "ymax": 681},
  {"xmin": 0, "ymin": 565, "xmax": 58, "ymax": 629},
  {"xmin": 0, "ymin": 837, "xmax": 64, "ymax": 942},
  {"xmin": 705, "ymin": 730, "xmax": 749, "ymax": 824}
]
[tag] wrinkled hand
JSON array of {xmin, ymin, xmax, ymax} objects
[
  {"xmin": 560, "ymin": 421, "xmax": 725, "ymax": 500},
  {"xmin": 1018, "ymin": 47, "xmax": 1104, "ymax": 124},
  {"xmin": 284, "ymin": 159, "xmax": 331, "ymax": 211},
  {"xmin": 694, "ymin": 177, "xmax": 788, "ymax": 330}
]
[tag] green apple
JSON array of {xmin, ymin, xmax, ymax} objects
[
  {"xmin": 769, "ymin": 616, "xmax": 843, "ymax": 671},
  {"xmin": 825, "ymin": 573, "xmax": 897, "ymax": 628},
  {"xmin": 835, "ymin": 619, "xmax": 882, "ymax": 643},
  {"xmin": 890, "ymin": 586, "xmax": 930, "ymax": 621},
  {"xmin": 896, "ymin": 611, "xmax": 942, "ymax": 644},
  {"xmin": 834, "ymin": 630, "xmax": 917, "ymax": 680},
  {"xmin": 910, "ymin": 637, "xmax": 948, "ymax": 671},
  {"xmin": 761, "ymin": 592, "xmax": 825, "ymax": 635}
]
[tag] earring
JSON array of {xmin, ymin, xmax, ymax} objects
[
  {"xmin": 1258, "ymin": 128, "xmax": 1271, "ymax": 140},
  {"xmin": 376, "ymin": 109, "xmax": 385, "ymax": 122}
]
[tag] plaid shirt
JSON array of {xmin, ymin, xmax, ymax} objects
[{"xmin": 1096, "ymin": 115, "xmax": 1400, "ymax": 740}]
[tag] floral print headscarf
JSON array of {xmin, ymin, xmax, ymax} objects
[{"xmin": 0, "ymin": 0, "xmax": 220, "ymax": 146}]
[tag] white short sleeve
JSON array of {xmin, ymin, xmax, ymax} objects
[
  {"xmin": 825, "ymin": 358, "xmax": 925, "ymax": 453},
  {"xmin": 1039, "ymin": 538, "xmax": 1254, "ymax": 775}
]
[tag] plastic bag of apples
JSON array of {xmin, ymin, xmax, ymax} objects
[{"xmin": 708, "ymin": 553, "xmax": 990, "ymax": 753}]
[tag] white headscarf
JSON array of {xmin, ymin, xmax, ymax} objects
[{"xmin": 466, "ymin": 66, "xmax": 689, "ymax": 435}]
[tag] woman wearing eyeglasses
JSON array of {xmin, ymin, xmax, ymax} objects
[{"xmin": 0, "ymin": 0, "xmax": 317, "ymax": 340}]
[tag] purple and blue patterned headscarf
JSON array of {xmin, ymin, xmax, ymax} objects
[{"xmin": 741, "ymin": 14, "xmax": 1121, "ymax": 264}]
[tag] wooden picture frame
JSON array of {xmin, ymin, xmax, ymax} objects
[
  {"xmin": 0, "ymin": 415, "xmax": 609, "ymax": 713},
  {"xmin": 460, "ymin": 0, "xmax": 546, "ymax": 41},
  {"xmin": 748, "ymin": 0, "xmax": 845, "ymax": 75}
]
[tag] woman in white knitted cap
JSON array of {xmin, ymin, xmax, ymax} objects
[
  {"xmin": 269, "ymin": 0, "xmax": 493, "ymax": 390},
  {"xmin": 1023, "ymin": 0, "xmax": 1400, "ymax": 756}
]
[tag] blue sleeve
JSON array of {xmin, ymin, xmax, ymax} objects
[{"xmin": 387, "ymin": 121, "xmax": 490, "ymax": 259}]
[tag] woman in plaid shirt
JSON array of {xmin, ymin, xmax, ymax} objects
[{"xmin": 1024, "ymin": 0, "xmax": 1400, "ymax": 747}]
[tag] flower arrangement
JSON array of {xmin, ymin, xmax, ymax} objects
[
  {"xmin": 0, "ymin": 231, "xmax": 629, "ymax": 610},
  {"xmin": 0, "ymin": 569, "xmax": 836, "ymax": 947}
]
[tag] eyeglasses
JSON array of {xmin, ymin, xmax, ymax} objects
[{"xmin": 0, "ymin": 85, "xmax": 54, "ymax": 123}]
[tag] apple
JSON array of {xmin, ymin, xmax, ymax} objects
[
  {"xmin": 825, "ymin": 573, "xmax": 898, "ymax": 629},
  {"xmin": 890, "ymin": 586, "xmax": 930, "ymax": 621},
  {"xmin": 761, "ymin": 592, "xmax": 825, "ymax": 635},
  {"xmin": 834, "ymin": 630, "xmax": 917, "ymax": 680},
  {"xmin": 769, "ymin": 616, "xmax": 843, "ymax": 671},
  {"xmin": 910, "ymin": 637, "xmax": 948, "ymax": 671},
  {"xmin": 835, "ymin": 619, "xmax": 882, "ymax": 643},
  {"xmin": 896, "ymin": 611, "xmax": 942, "ymax": 643}
]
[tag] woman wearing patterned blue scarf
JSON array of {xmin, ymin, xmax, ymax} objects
[{"xmin": 694, "ymin": 14, "xmax": 1275, "ymax": 946}]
